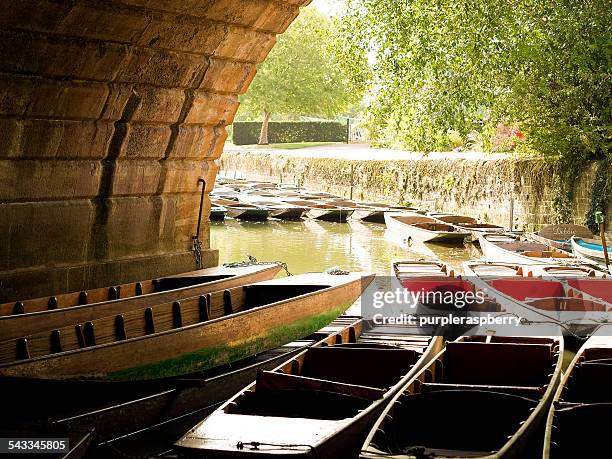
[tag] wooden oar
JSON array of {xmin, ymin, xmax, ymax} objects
[{"xmin": 595, "ymin": 211, "xmax": 610, "ymax": 269}]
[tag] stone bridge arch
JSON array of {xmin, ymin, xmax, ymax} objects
[{"xmin": 0, "ymin": 0, "xmax": 309, "ymax": 301}]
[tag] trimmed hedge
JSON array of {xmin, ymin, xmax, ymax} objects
[{"xmin": 232, "ymin": 121, "xmax": 348, "ymax": 145}]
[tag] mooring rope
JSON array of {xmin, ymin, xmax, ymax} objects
[{"xmin": 223, "ymin": 255, "xmax": 292, "ymax": 276}]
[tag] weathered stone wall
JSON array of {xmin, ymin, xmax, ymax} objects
[
  {"xmin": 0, "ymin": 0, "xmax": 309, "ymax": 301},
  {"xmin": 219, "ymin": 150, "xmax": 612, "ymax": 237}
]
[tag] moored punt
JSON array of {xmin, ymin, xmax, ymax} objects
[
  {"xmin": 571, "ymin": 236, "xmax": 612, "ymax": 269},
  {"xmin": 0, "ymin": 263, "xmax": 281, "ymax": 319},
  {"xmin": 282, "ymin": 199, "xmax": 354, "ymax": 222},
  {"xmin": 392, "ymin": 260, "xmax": 451, "ymax": 279},
  {"xmin": 210, "ymin": 205, "xmax": 227, "ymax": 221},
  {"xmin": 0, "ymin": 272, "xmax": 373, "ymax": 380},
  {"xmin": 526, "ymin": 224, "xmax": 594, "ymax": 252},
  {"xmin": 2, "ymin": 316, "xmax": 363, "ymax": 436},
  {"xmin": 176, "ymin": 321, "xmax": 444, "ymax": 458},
  {"xmin": 543, "ymin": 326, "xmax": 612, "ymax": 458},
  {"xmin": 211, "ymin": 198, "xmax": 271, "ymax": 221},
  {"xmin": 479, "ymin": 233, "xmax": 578, "ymax": 265},
  {"xmin": 238, "ymin": 197, "xmax": 307, "ymax": 220},
  {"xmin": 384, "ymin": 212, "xmax": 469, "ymax": 243},
  {"xmin": 430, "ymin": 213, "xmax": 506, "ymax": 242},
  {"xmin": 351, "ymin": 201, "xmax": 422, "ymax": 223},
  {"xmin": 0, "ymin": 264, "xmax": 282, "ymax": 340},
  {"xmin": 464, "ymin": 262, "xmax": 611, "ymax": 334},
  {"xmin": 361, "ymin": 334, "xmax": 563, "ymax": 459}
]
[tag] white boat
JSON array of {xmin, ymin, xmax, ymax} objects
[
  {"xmin": 384, "ymin": 212, "xmax": 469, "ymax": 243},
  {"xmin": 429, "ymin": 213, "xmax": 505, "ymax": 242},
  {"xmin": 543, "ymin": 325, "xmax": 612, "ymax": 458},
  {"xmin": 479, "ymin": 233, "xmax": 578, "ymax": 265},
  {"xmin": 571, "ymin": 236, "xmax": 611, "ymax": 268}
]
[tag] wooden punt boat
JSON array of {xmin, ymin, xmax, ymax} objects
[
  {"xmin": 2, "ymin": 316, "xmax": 362, "ymax": 436},
  {"xmin": 352, "ymin": 203, "xmax": 423, "ymax": 224},
  {"xmin": 526, "ymin": 224, "xmax": 593, "ymax": 251},
  {"xmin": 0, "ymin": 272, "xmax": 372, "ymax": 380},
  {"xmin": 211, "ymin": 198, "xmax": 271, "ymax": 221},
  {"xmin": 0, "ymin": 264, "xmax": 282, "ymax": 340},
  {"xmin": 571, "ymin": 236, "xmax": 611, "ymax": 268},
  {"xmin": 176, "ymin": 321, "xmax": 444, "ymax": 458},
  {"xmin": 543, "ymin": 326, "xmax": 612, "ymax": 458},
  {"xmin": 394, "ymin": 260, "xmax": 503, "ymax": 316},
  {"xmin": 210, "ymin": 205, "xmax": 227, "ymax": 221},
  {"xmin": 384, "ymin": 212, "xmax": 469, "ymax": 243},
  {"xmin": 238, "ymin": 196, "xmax": 307, "ymax": 220},
  {"xmin": 361, "ymin": 334, "xmax": 564, "ymax": 459},
  {"xmin": 464, "ymin": 262, "xmax": 611, "ymax": 335},
  {"xmin": 282, "ymin": 199, "xmax": 354, "ymax": 222},
  {"xmin": 479, "ymin": 233, "xmax": 578, "ymax": 264},
  {"xmin": 429, "ymin": 213, "xmax": 505, "ymax": 242}
]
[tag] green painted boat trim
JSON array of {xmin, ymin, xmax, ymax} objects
[{"xmin": 105, "ymin": 303, "xmax": 351, "ymax": 381}]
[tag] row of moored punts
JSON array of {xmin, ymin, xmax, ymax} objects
[
  {"xmin": 1, "ymin": 252, "xmax": 610, "ymax": 457},
  {"xmin": 213, "ymin": 179, "xmax": 611, "ymax": 273}
]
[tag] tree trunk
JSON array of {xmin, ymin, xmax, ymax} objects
[{"xmin": 258, "ymin": 110, "xmax": 271, "ymax": 145}]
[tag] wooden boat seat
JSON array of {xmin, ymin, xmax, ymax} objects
[
  {"xmin": 584, "ymin": 347, "xmax": 612, "ymax": 361},
  {"xmin": 256, "ymin": 370, "xmax": 384, "ymax": 401},
  {"xmin": 300, "ymin": 346, "xmax": 418, "ymax": 389},
  {"xmin": 487, "ymin": 278, "xmax": 564, "ymax": 301},
  {"xmin": 443, "ymin": 342, "xmax": 553, "ymax": 386},
  {"xmin": 564, "ymin": 362, "xmax": 612, "ymax": 403},
  {"xmin": 379, "ymin": 391, "xmax": 537, "ymax": 455},
  {"xmin": 421, "ymin": 382, "xmax": 543, "ymax": 399},
  {"xmin": 227, "ymin": 387, "xmax": 372, "ymax": 420}
]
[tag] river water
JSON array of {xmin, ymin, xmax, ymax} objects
[{"xmin": 211, "ymin": 219, "xmax": 483, "ymax": 276}]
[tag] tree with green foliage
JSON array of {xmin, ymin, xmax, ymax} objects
[
  {"xmin": 237, "ymin": 6, "xmax": 367, "ymax": 144},
  {"xmin": 336, "ymin": 0, "xmax": 611, "ymax": 160}
]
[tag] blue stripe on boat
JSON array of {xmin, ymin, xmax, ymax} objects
[{"xmin": 577, "ymin": 239, "xmax": 612, "ymax": 252}]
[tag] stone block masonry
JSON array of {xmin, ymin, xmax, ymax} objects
[
  {"xmin": 219, "ymin": 149, "xmax": 612, "ymax": 239},
  {"xmin": 0, "ymin": 0, "xmax": 312, "ymax": 302}
]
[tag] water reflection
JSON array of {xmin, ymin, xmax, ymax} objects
[{"xmin": 211, "ymin": 219, "xmax": 482, "ymax": 275}]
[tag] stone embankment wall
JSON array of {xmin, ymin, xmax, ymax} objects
[
  {"xmin": 219, "ymin": 150, "xmax": 612, "ymax": 237},
  {"xmin": 0, "ymin": 0, "xmax": 309, "ymax": 302}
]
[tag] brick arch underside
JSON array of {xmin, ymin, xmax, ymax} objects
[{"xmin": 0, "ymin": 0, "xmax": 308, "ymax": 301}]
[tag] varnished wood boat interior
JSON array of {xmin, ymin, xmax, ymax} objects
[
  {"xmin": 367, "ymin": 336, "xmax": 561, "ymax": 458},
  {"xmin": 0, "ymin": 284, "xmax": 327, "ymax": 365},
  {"xmin": 547, "ymin": 343, "xmax": 612, "ymax": 457},
  {"xmin": 525, "ymin": 297, "xmax": 611, "ymax": 312},
  {"xmin": 283, "ymin": 199, "xmax": 340, "ymax": 209},
  {"xmin": 494, "ymin": 240, "xmax": 574, "ymax": 259},
  {"xmin": 434, "ymin": 215, "xmax": 477, "ymax": 225},
  {"xmin": 177, "ymin": 322, "xmax": 440, "ymax": 457},
  {"xmin": 0, "ymin": 271, "xmax": 242, "ymax": 317}
]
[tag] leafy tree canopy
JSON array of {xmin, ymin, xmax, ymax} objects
[
  {"xmin": 336, "ymin": 0, "xmax": 611, "ymax": 159},
  {"xmin": 236, "ymin": 5, "xmax": 368, "ymax": 121}
]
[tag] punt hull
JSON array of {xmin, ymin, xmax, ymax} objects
[
  {"xmin": 479, "ymin": 234, "xmax": 576, "ymax": 265},
  {"xmin": 307, "ymin": 208, "xmax": 354, "ymax": 222},
  {"xmin": 176, "ymin": 324, "xmax": 444, "ymax": 459},
  {"xmin": 270, "ymin": 207, "xmax": 306, "ymax": 220},
  {"xmin": 0, "ymin": 274, "xmax": 370, "ymax": 381},
  {"xmin": 209, "ymin": 207, "xmax": 227, "ymax": 221},
  {"xmin": 351, "ymin": 209, "xmax": 386, "ymax": 223},
  {"xmin": 571, "ymin": 237, "xmax": 611, "ymax": 268},
  {"xmin": 226, "ymin": 208, "xmax": 270, "ymax": 221},
  {"xmin": 385, "ymin": 213, "xmax": 468, "ymax": 243},
  {"xmin": 0, "ymin": 264, "xmax": 282, "ymax": 340}
]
